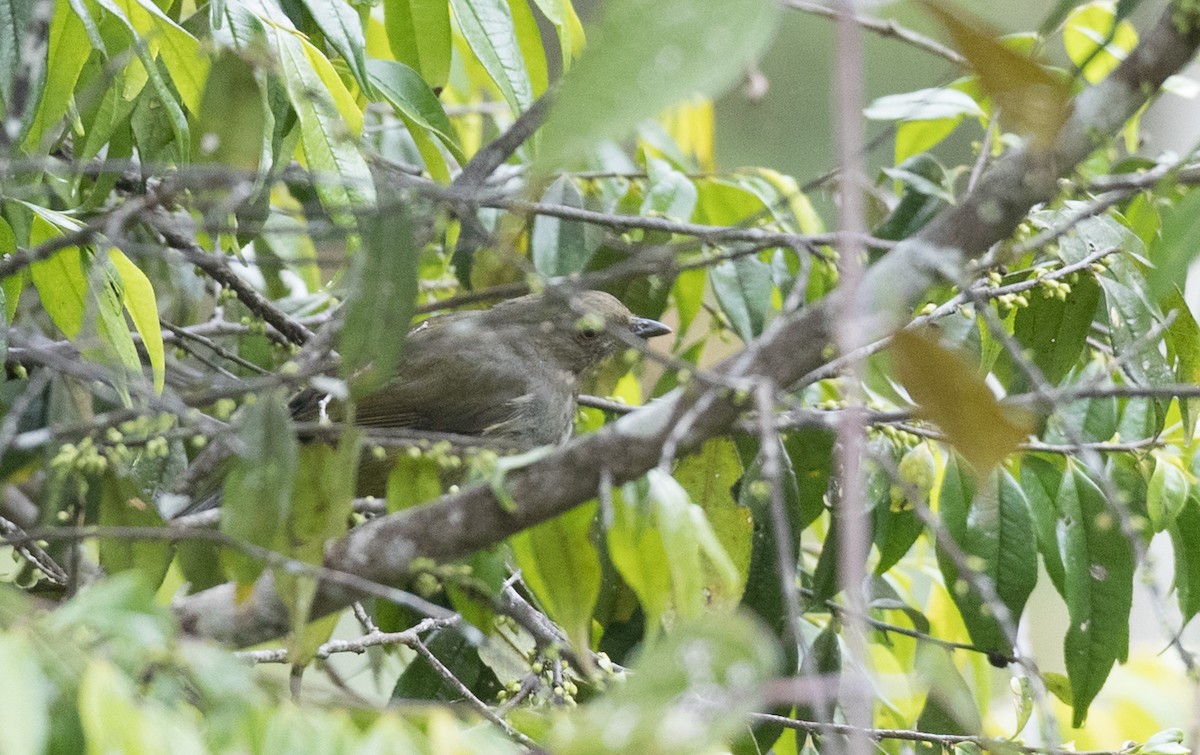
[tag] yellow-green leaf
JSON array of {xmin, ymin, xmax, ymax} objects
[
  {"xmin": 1063, "ymin": 1, "xmax": 1138, "ymax": 84},
  {"xmin": 892, "ymin": 329, "xmax": 1035, "ymax": 473},
  {"xmin": 107, "ymin": 249, "xmax": 164, "ymax": 393}
]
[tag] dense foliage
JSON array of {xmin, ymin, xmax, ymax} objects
[{"xmin": 3, "ymin": 0, "xmax": 1200, "ymax": 752}]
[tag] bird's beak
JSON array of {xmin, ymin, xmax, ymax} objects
[{"xmin": 631, "ymin": 317, "xmax": 672, "ymax": 339}]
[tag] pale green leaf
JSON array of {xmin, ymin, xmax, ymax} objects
[{"xmin": 537, "ymin": 0, "xmax": 778, "ymax": 170}]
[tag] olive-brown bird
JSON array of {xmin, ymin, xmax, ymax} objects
[
  {"xmin": 290, "ymin": 289, "xmax": 672, "ymax": 451},
  {"xmin": 177, "ymin": 291, "xmax": 670, "ymax": 514}
]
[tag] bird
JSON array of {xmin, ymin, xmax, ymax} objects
[{"xmin": 179, "ymin": 290, "xmax": 671, "ymax": 512}]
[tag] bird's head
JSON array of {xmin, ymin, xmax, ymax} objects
[{"xmin": 486, "ymin": 290, "xmax": 672, "ymax": 374}]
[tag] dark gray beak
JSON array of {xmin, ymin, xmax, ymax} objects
[{"xmin": 631, "ymin": 317, "xmax": 672, "ymax": 339}]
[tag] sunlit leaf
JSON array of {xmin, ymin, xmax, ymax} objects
[
  {"xmin": 510, "ymin": 501, "xmax": 601, "ymax": 654},
  {"xmin": 22, "ymin": 0, "xmax": 90, "ymax": 151},
  {"xmin": 107, "ymin": 249, "xmax": 164, "ymax": 394},
  {"xmin": 1063, "ymin": 1, "xmax": 1138, "ymax": 84},
  {"xmin": 449, "ymin": 0, "xmax": 534, "ymax": 114},
  {"xmin": 384, "ymin": 0, "xmax": 452, "ymax": 88}
]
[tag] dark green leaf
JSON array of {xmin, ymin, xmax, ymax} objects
[
  {"xmin": 1164, "ymin": 288, "xmax": 1200, "ymax": 438},
  {"xmin": 192, "ymin": 52, "xmax": 265, "ymax": 172},
  {"xmin": 1011, "ymin": 273, "xmax": 1100, "ymax": 386},
  {"xmin": 1148, "ymin": 187, "xmax": 1200, "ymax": 301},
  {"xmin": 549, "ymin": 614, "xmax": 780, "ymax": 754},
  {"xmin": 391, "ymin": 628, "xmax": 502, "ymax": 701},
  {"xmin": 1170, "ymin": 495, "xmax": 1200, "ymax": 624},
  {"xmin": 1019, "ymin": 455, "xmax": 1067, "ymax": 596},
  {"xmin": 366, "ymin": 58, "xmax": 466, "ymax": 163},
  {"xmin": 1060, "ymin": 463, "xmax": 1133, "ymax": 727},
  {"xmin": 936, "ymin": 456, "xmax": 1037, "ymax": 653}
]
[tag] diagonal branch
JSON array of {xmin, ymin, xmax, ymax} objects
[{"xmin": 173, "ymin": 4, "xmax": 1200, "ymax": 647}]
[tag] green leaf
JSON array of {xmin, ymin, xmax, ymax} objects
[
  {"xmin": 1011, "ymin": 273, "xmax": 1100, "ymax": 386},
  {"xmin": 529, "ymin": 0, "xmax": 586, "ymax": 67},
  {"xmin": 874, "ymin": 444, "xmax": 930, "ymax": 574},
  {"xmin": 220, "ymin": 393, "xmax": 299, "ymax": 590},
  {"xmin": 340, "ymin": 204, "xmax": 421, "ymax": 396},
  {"xmin": 0, "ymin": 634, "xmax": 50, "ymax": 755},
  {"xmin": 0, "ymin": 216, "xmax": 21, "ymax": 321},
  {"xmin": 1020, "ymin": 455, "xmax": 1067, "ymax": 595},
  {"xmin": 673, "ymin": 438, "xmax": 753, "ymax": 605},
  {"xmin": 22, "ymin": 0, "xmax": 90, "ymax": 151},
  {"xmin": 1060, "ymin": 462, "xmax": 1133, "ymax": 727},
  {"xmin": 0, "ymin": 0, "xmax": 28, "ymax": 111},
  {"xmin": 1164, "ymin": 288, "xmax": 1200, "ymax": 438},
  {"xmin": 1149, "ymin": 188, "xmax": 1200, "ymax": 303},
  {"xmin": 1169, "ymin": 495, "xmax": 1200, "ymax": 624},
  {"xmin": 864, "ymin": 88, "xmax": 985, "ymax": 121},
  {"xmin": 510, "ymin": 501, "xmax": 601, "ymax": 654},
  {"xmin": 384, "ymin": 0, "xmax": 452, "ymax": 88},
  {"xmin": 278, "ymin": 437, "xmax": 359, "ymax": 661},
  {"xmin": 507, "ymin": 0, "xmax": 548, "ymax": 97},
  {"xmin": 607, "ymin": 485, "xmax": 673, "ymax": 635},
  {"xmin": 192, "ymin": 51, "xmax": 266, "ymax": 173},
  {"xmin": 391, "ymin": 628, "xmax": 502, "ymax": 701},
  {"xmin": 367, "ymin": 58, "xmax": 466, "ymax": 163},
  {"xmin": 709, "ymin": 255, "xmax": 773, "ymax": 343},
  {"xmin": 914, "ymin": 644, "xmax": 982, "ymax": 744},
  {"xmin": 23, "ymin": 209, "xmax": 141, "ymax": 401},
  {"xmin": 895, "ymin": 117, "xmax": 964, "ymax": 165},
  {"xmin": 531, "ymin": 175, "xmax": 598, "ymax": 276},
  {"xmin": 276, "ymin": 29, "xmax": 376, "ymax": 225},
  {"xmin": 97, "ymin": 472, "xmax": 171, "ymax": 590},
  {"xmin": 111, "ymin": 0, "xmax": 209, "ymax": 113},
  {"xmin": 640, "ymin": 159, "xmax": 698, "ymax": 221},
  {"xmin": 1063, "ymin": 0, "xmax": 1139, "ymax": 84},
  {"xmin": 386, "ymin": 453, "xmax": 443, "ymax": 512},
  {"xmin": 1147, "ymin": 454, "xmax": 1189, "ymax": 532},
  {"xmin": 107, "ymin": 249, "xmax": 164, "ymax": 394},
  {"xmin": 449, "ymin": 0, "xmax": 534, "ymax": 114},
  {"xmin": 93, "ymin": 0, "xmax": 193, "ymax": 159},
  {"xmin": 298, "ymin": 0, "xmax": 370, "ymax": 91},
  {"xmin": 548, "ymin": 613, "xmax": 781, "ymax": 755},
  {"xmin": 536, "ymin": 0, "xmax": 778, "ymax": 170},
  {"xmin": 609, "ymin": 470, "xmax": 741, "ymax": 634},
  {"xmin": 936, "ymin": 456, "xmax": 1037, "ymax": 653}
]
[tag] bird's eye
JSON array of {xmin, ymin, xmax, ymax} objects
[{"xmin": 575, "ymin": 314, "xmax": 605, "ymax": 340}]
